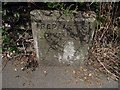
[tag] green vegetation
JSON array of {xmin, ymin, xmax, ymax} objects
[{"xmin": 2, "ymin": 2, "xmax": 119, "ymax": 52}]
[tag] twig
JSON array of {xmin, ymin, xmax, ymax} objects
[{"xmin": 95, "ymin": 55, "xmax": 119, "ymax": 80}]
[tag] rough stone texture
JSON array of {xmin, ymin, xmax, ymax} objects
[{"xmin": 30, "ymin": 10, "xmax": 96, "ymax": 66}]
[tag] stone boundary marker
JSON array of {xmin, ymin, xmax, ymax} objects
[{"xmin": 30, "ymin": 10, "xmax": 96, "ymax": 66}]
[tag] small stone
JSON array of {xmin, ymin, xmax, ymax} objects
[
  {"xmin": 84, "ymin": 77, "xmax": 87, "ymax": 80},
  {"xmin": 72, "ymin": 70, "xmax": 76, "ymax": 74},
  {"xmin": 88, "ymin": 73, "xmax": 92, "ymax": 77},
  {"xmin": 79, "ymin": 79, "xmax": 84, "ymax": 81},
  {"xmin": 14, "ymin": 68, "xmax": 17, "ymax": 71},
  {"xmin": 21, "ymin": 68, "xmax": 24, "ymax": 70},
  {"xmin": 2, "ymin": 56, "xmax": 4, "ymax": 58},
  {"xmin": 13, "ymin": 51, "xmax": 15, "ymax": 53},
  {"xmin": 10, "ymin": 52, "xmax": 13, "ymax": 56},
  {"xmin": 21, "ymin": 62, "xmax": 24, "ymax": 64},
  {"xmin": 43, "ymin": 71, "xmax": 47, "ymax": 76},
  {"xmin": 83, "ymin": 69, "xmax": 87, "ymax": 72}
]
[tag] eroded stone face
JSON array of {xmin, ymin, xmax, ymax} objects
[{"xmin": 30, "ymin": 10, "xmax": 96, "ymax": 66}]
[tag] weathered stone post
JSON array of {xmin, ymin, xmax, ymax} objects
[{"xmin": 30, "ymin": 10, "xmax": 96, "ymax": 66}]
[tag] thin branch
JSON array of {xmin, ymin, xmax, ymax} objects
[{"xmin": 96, "ymin": 56, "xmax": 119, "ymax": 80}]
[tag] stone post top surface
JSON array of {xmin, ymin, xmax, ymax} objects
[{"xmin": 30, "ymin": 10, "xmax": 96, "ymax": 22}]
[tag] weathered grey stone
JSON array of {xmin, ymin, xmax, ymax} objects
[{"xmin": 30, "ymin": 10, "xmax": 96, "ymax": 66}]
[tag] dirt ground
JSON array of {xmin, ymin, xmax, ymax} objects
[{"xmin": 2, "ymin": 57, "xmax": 118, "ymax": 88}]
